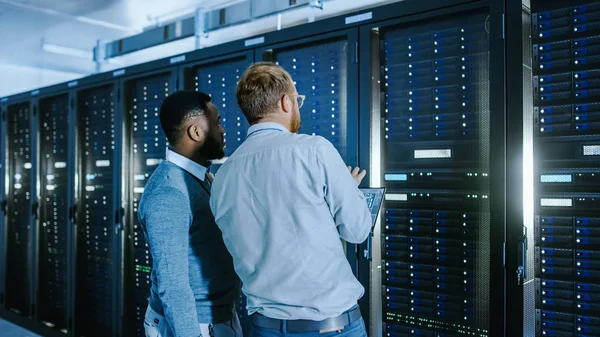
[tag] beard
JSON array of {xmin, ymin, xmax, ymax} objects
[
  {"xmin": 290, "ymin": 110, "xmax": 301, "ymax": 133},
  {"xmin": 198, "ymin": 134, "xmax": 225, "ymax": 160}
]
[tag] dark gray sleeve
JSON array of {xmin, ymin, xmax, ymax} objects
[{"xmin": 139, "ymin": 187, "xmax": 200, "ymax": 337}]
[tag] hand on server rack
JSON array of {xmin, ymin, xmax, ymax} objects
[{"xmin": 348, "ymin": 166, "xmax": 367, "ymax": 185}]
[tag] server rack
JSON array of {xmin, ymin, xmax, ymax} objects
[
  {"xmin": 257, "ymin": 29, "xmax": 359, "ymax": 165},
  {"xmin": 36, "ymin": 92, "xmax": 74, "ymax": 334},
  {"xmin": 5, "ymin": 99, "xmax": 37, "ymax": 319},
  {"xmin": 531, "ymin": 0, "xmax": 600, "ymax": 336},
  {"xmin": 360, "ymin": 1, "xmax": 510, "ymax": 336},
  {"xmin": 183, "ymin": 50, "xmax": 254, "ymax": 173},
  {"xmin": 122, "ymin": 68, "xmax": 179, "ymax": 337},
  {"xmin": 74, "ymin": 82, "xmax": 123, "ymax": 337}
]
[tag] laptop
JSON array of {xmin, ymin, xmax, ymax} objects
[{"xmin": 360, "ymin": 187, "xmax": 386, "ymax": 227}]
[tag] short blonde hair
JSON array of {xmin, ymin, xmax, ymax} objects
[{"xmin": 236, "ymin": 62, "xmax": 295, "ymax": 123}]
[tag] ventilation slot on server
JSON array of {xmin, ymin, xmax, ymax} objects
[
  {"xmin": 5, "ymin": 101, "xmax": 33, "ymax": 317},
  {"xmin": 193, "ymin": 56, "xmax": 251, "ymax": 172},
  {"xmin": 533, "ymin": 1, "xmax": 600, "ymax": 336},
  {"xmin": 379, "ymin": 11, "xmax": 491, "ymax": 336},
  {"xmin": 271, "ymin": 38, "xmax": 349, "ymax": 159},
  {"xmin": 75, "ymin": 85, "xmax": 116, "ymax": 337},
  {"xmin": 127, "ymin": 73, "xmax": 172, "ymax": 337},
  {"xmin": 38, "ymin": 94, "xmax": 70, "ymax": 333}
]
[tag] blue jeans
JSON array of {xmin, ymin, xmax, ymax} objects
[{"xmin": 249, "ymin": 317, "xmax": 368, "ymax": 337}]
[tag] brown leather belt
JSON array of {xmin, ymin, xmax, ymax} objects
[{"xmin": 250, "ymin": 305, "xmax": 362, "ymax": 333}]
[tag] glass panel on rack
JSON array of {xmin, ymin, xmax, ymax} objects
[
  {"xmin": 75, "ymin": 85, "xmax": 115, "ymax": 337},
  {"xmin": 532, "ymin": 1, "xmax": 600, "ymax": 336},
  {"xmin": 38, "ymin": 94, "xmax": 70, "ymax": 332},
  {"xmin": 273, "ymin": 38, "xmax": 349, "ymax": 160},
  {"xmin": 128, "ymin": 73, "xmax": 172, "ymax": 337},
  {"xmin": 379, "ymin": 10, "xmax": 491, "ymax": 336},
  {"xmin": 194, "ymin": 56, "xmax": 251, "ymax": 173},
  {"xmin": 6, "ymin": 102, "xmax": 32, "ymax": 317}
]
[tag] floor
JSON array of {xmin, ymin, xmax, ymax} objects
[{"xmin": 0, "ymin": 318, "xmax": 41, "ymax": 337}]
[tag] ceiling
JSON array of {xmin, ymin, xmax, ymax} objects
[{"xmin": 0, "ymin": 0, "xmax": 400, "ymax": 97}]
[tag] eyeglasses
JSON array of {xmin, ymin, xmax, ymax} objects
[{"xmin": 295, "ymin": 94, "xmax": 305, "ymax": 108}]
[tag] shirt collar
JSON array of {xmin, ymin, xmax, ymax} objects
[
  {"xmin": 246, "ymin": 122, "xmax": 290, "ymax": 138},
  {"xmin": 165, "ymin": 148, "xmax": 207, "ymax": 182}
]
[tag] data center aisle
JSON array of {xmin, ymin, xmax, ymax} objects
[{"xmin": 0, "ymin": 319, "xmax": 41, "ymax": 337}]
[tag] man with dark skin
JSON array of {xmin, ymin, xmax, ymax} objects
[{"xmin": 138, "ymin": 90, "xmax": 241, "ymax": 337}]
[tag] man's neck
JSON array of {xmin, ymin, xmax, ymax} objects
[{"xmin": 252, "ymin": 116, "xmax": 290, "ymax": 131}]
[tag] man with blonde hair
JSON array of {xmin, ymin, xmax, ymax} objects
[{"xmin": 210, "ymin": 62, "xmax": 371, "ymax": 337}]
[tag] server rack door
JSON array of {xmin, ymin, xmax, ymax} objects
[
  {"xmin": 5, "ymin": 101, "xmax": 34, "ymax": 318},
  {"xmin": 371, "ymin": 8, "xmax": 494, "ymax": 337},
  {"xmin": 257, "ymin": 30, "xmax": 359, "ymax": 165},
  {"xmin": 531, "ymin": 1, "xmax": 600, "ymax": 336},
  {"xmin": 75, "ymin": 84, "xmax": 119, "ymax": 337},
  {"xmin": 124, "ymin": 70, "xmax": 177, "ymax": 337},
  {"xmin": 186, "ymin": 51, "xmax": 254, "ymax": 173},
  {"xmin": 37, "ymin": 94, "xmax": 71, "ymax": 333}
]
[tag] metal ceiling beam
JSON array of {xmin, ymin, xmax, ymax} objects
[
  {"xmin": 96, "ymin": 0, "xmax": 328, "ymax": 61},
  {"xmin": 0, "ymin": 0, "xmax": 140, "ymax": 33}
]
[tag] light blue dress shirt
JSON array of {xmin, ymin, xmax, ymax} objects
[
  {"xmin": 209, "ymin": 122, "xmax": 372, "ymax": 321},
  {"xmin": 165, "ymin": 148, "xmax": 208, "ymax": 182}
]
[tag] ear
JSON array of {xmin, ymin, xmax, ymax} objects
[
  {"xmin": 281, "ymin": 94, "xmax": 292, "ymax": 114},
  {"xmin": 187, "ymin": 123, "xmax": 205, "ymax": 143}
]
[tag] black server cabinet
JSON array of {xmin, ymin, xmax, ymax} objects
[
  {"xmin": 531, "ymin": 1, "xmax": 600, "ymax": 336},
  {"xmin": 123, "ymin": 70, "xmax": 177, "ymax": 337},
  {"xmin": 74, "ymin": 83, "xmax": 122, "ymax": 337},
  {"xmin": 5, "ymin": 100, "xmax": 36, "ymax": 318},
  {"xmin": 37, "ymin": 93, "xmax": 73, "ymax": 333},
  {"xmin": 184, "ymin": 51, "xmax": 254, "ymax": 173},
  {"xmin": 360, "ymin": 3, "xmax": 507, "ymax": 335},
  {"xmin": 182, "ymin": 51, "xmax": 254, "ymax": 335},
  {"xmin": 257, "ymin": 29, "xmax": 359, "ymax": 165}
]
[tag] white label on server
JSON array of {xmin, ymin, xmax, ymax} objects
[
  {"xmin": 170, "ymin": 55, "xmax": 186, "ymax": 64},
  {"xmin": 134, "ymin": 187, "xmax": 145, "ymax": 194},
  {"xmin": 540, "ymin": 174, "xmax": 572, "ymax": 183},
  {"xmin": 385, "ymin": 193, "xmax": 408, "ymax": 201},
  {"xmin": 85, "ymin": 186, "xmax": 96, "ymax": 192},
  {"xmin": 414, "ymin": 149, "xmax": 452, "ymax": 159},
  {"xmin": 540, "ymin": 198, "xmax": 572, "ymax": 207},
  {"xmin": 55, "ymin": 162, "xmax": 67, "ymax": 168},
  {"xmin": 146, "ymin": 158, "xmax": 162, "ymax": 166},
  {"xmin": 96, "ymin": 160, "xmax": 111, "ymax": 167},
  {"xmin": 46, "ymin": 185, "xmax": 56, "ymax": 191},
  {"xmin": 24, "ymin": 163, "xmax": 32, "ymax": 169},
  {"xmin": 113, "ymin": 69, "xmax": 126, "ymax": 77},
  {"xmin": 245, "ymin": 36, "xmax": 265, "ymax": 47},
  {"xmin": 345, "ymin": 12, "xmax": 373, "ymax": 24},
  {"xmin": 583, "ymin": 145, "xmax": 600, "ymax": 156},
  {"xmin": 385, "ymin": 174, "xmax": 408, "ymax": 181},
  {"xmin": 14, "ymin": 183, "xmax": 22, "ymax": 189}
]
